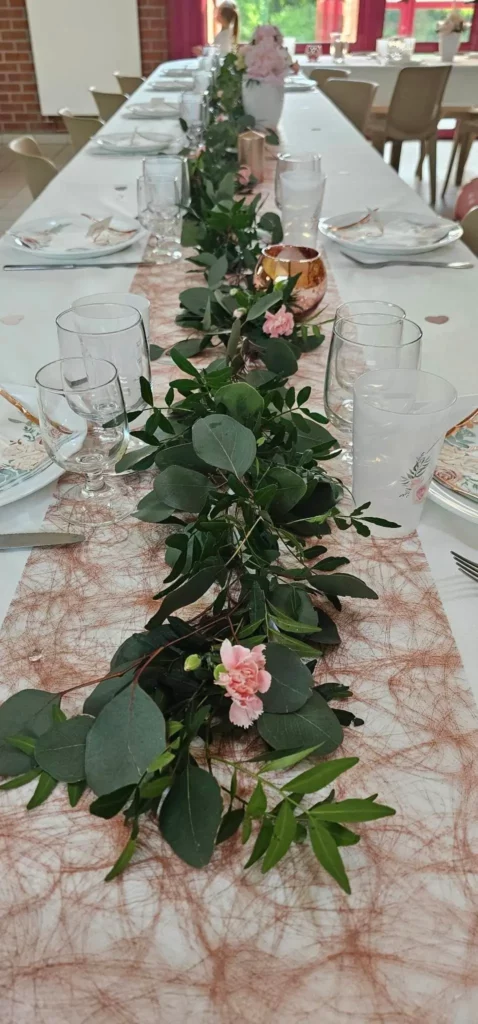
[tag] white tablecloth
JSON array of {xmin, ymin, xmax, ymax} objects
[{"xmin": 0, "ymin": 60, "xmax": 477, "ymax": 700}]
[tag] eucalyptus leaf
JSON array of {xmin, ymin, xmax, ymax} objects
[
  {"xmin": 26, "ymin": 771, "xmax": 58, "ymax": 810},
  {"xmin": 207, "ymin": 254, "xmax": 228, "ymax": 289},
  {"xmin": 155, "ymin": 443, "xmax": 208, "ymax": 473},
  {"xmin": 258, "ymin": 692, "xmax": 343, "ymax": 754},
  {"xmin": 159, "ymin": 763, "xmax": 223, "ymax": 867},
  {"xmin": 261, "ymin": 643, "xmax": 314, "ymax": 714},
  {"xmin": 269, "ymin": 468, "xmax": 307, "ymax": 515},
  {"xmin": 257, "ymin": 339, "xmax": 298, "ymax": 376},
  {"xmin": 192, "ymin": 414, "xmax": 256, "ymax": 478},
  {"xmin": 89, "ymin": 785, "xmax": 136, "ymax": 819},
  {"xmin": 115, "ymin": 446, "xmax": 158, "ymax": 474},
  {"xmin": 0, "ymin": 689, "xmax": 60, "ymax": 777},
  {"xmin": 245, "ymin": 291, "xmax": 281, "ymax": 322},
  {"xmin": 216, "ymin": 808, "xmax": 244, "ymax": 845},
  {"xmin": 215, "ymin": 382, "xmax": 264, "ymax": 427},
  {"xmin": 85, "ymin": 685, "xmax": 166, "ymax": 796},
  {"xmin": 35, "ymin": 715, "xmax": 94, "ymax": 782},
  {"xmin": 311, "ymin": 574, "xmax": 378, "ymax": 600},
  {"xmin": 154, "ymin": 465, "xmax": 210, "ymax": 513}
]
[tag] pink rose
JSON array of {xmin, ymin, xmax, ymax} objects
[
  {"xmin": 216, "ymin": 113, "xmax": 228, "ymax": 123},
  {"xmin": 237, "ymin": 165, "xmax": 252, "ymax": 186},
  {"xmin": 263, "ymin": 304, "xmax": 295, "ymax": 338},
  {"xmin": 216, "ymin": 639, "xmax": 271, "ymax": 728}
]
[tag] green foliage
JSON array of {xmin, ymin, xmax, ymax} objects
[{"xmin": 0, "ymin": 52, "xmax": 397, "ymax": 893}]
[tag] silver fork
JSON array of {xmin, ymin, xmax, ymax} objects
[
  {"xmin": 342, "ymin": 253, "xmax": 474, "ymax": 270},
  {"xmin": 451, "ymin": 551, "xmax": 478, "ymax": 582}
]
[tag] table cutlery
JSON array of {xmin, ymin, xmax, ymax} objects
[
  {"xmin": 451, "ymin": 550, "xmax": 478, "ymax": 582},
  {"xmin": 343, "ymin": 253, "xmax": 474, "ymax": 270},
  {"xmin": 2, "ymin": 262, "xmax": 155, "ymax": 271},
  {"xmin": 0, "ymin": 532, "xmax": 84, "ymax": 550},
  {"xmin": 0, "ymin": 386, "xmax": 39, "ymax": 425}
]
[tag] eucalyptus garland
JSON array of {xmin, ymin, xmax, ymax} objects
[{"xmin": 0, "ymin": 52, "xmax": 397, "ymax": 892}]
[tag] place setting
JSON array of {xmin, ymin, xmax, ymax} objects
[
  {"xmin": 123, "ymin": 97, "xmax": 181, "ymax": 119},
  {"xmin": 88, "ymin": 129, "xmax": 175, "ymax": 156},
  {"xmin": 319, "ymin": 207, "xmax": 466, "ymax": 266}
]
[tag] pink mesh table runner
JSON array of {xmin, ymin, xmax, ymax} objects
[{"xmin": 0, "ymin": 223, "xmax": 477, "ymax": 1024}]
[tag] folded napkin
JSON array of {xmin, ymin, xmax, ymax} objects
[
  {"xmin": 148, "ymin": 79, "xmax": 193, "ymax": 91},
  {"xmin": 333, "ymin": 211, "xmax": 452, "ymax": 248},
  {"xmin": 128, "ymin": 98, "xmax": 180, "ymax": 115}
]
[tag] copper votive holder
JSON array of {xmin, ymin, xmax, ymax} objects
[
  {"xmin": 253, "ymin": 244, "xmax": 327, "ymax": 321},
  {"xmin": 238, "ymin": 130, "xmax": 265, "ymax": 183}
]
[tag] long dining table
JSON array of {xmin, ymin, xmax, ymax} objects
[{"xmin": 0, "ymin": 61, "xmax": 477, "ymax": 1023}]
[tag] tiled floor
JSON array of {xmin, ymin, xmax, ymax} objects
[{"xmin": 0, "ymin": 134, "xmax": 477, "ymax": 233}]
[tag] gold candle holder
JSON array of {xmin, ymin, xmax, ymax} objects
[
  {"xmin": 253, "ymin": 244, "xmax": 327, "ymax": 322},
  {"xmin": 238, "ymin": 130, "xmax": 265, "ymax": 183}
]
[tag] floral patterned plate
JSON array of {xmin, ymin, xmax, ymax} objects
[
  {"xmin": 433, "ymin": 409, "xmax": 478, "ymax": 504},
  {"xmin": 0, "ymin": 385, "xmax": 62, "ymax": 508},
  {"xmin": 7, "ymin": 212, "xmax": 143, "ymax": 262}
]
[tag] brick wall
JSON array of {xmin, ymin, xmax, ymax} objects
[{"xmin": 0, "ymin": 0, "xmax": 169, "ymax": 134}]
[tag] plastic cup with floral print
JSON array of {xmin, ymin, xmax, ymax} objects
[{"xmin": 352, "ymin": 368, "xmax": 457, "ymax": 537}]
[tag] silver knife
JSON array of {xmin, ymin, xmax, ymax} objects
[
  {"xmin": 2, "ymin": 262, "xmax": 154, "ymax": 271},
  {"xmin": 0, "ymin": 532, "xmax": 84, "ymax": 549}
]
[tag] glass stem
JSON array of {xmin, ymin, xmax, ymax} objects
[{"xmin": 83, "ymin": 470, "xmax": 106, "ymax": 496}]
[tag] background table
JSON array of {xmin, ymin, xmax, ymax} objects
[{"xmin": 299, "ymin": 52, "xmax": 478, "ymax": 106}]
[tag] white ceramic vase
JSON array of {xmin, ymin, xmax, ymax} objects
[
  {"xmin": 439, "ymin": 32, "xmax": 461, "ymax": 63},
  {"xmin": 242, "ymin": 79, "xmax": 285, "ymax": 131}
]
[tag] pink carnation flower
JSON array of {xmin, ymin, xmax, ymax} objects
[
  {"xmin": 216, "ymin": 639, "xmax": 271, "ymax": 728},
  {"xmin": 216, "ymin": 113, "xmax": 228, "ymax": 122},
  {"xmin": 263, "ymin": 304, "xmax": 295, "ymax": 338}
]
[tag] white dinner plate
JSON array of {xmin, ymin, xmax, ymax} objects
[
  {"xmin": 91, "ymin": 131, "xmax": 173, "ymax": 155},
  {"xmin": 0, "ymin": 385, "xmax": 61, "ymax": 508},
  {"xmin": 285, "ymin": 76, "xmax": 316, "ymax": 91},
  {"xmin": 147, "ymin": 79, "xmax": 193, "ymax": 92},
  {"xmin": 161, "ymin": 67, "xmax": 196, "ymax": 78},
  {"xmin": 428, "ymin": 479, "xmax": 478, "ymax": 524},
  {"xmin": 124, "ymin": 99, "xmax": 180, "ymax": 119},
  {"xmin": 7, "ymin": 213, "xmax": 143, "ymax": 262},
  {"xmin": 319, "ymin": 209, "xmax": 463, "ymax": 256}
]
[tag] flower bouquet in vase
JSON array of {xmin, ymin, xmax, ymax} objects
[
  {"xmin": 437, "ymin": 8, "xmax": 464, "ymax": 62},
  {"xmin": 241, "ymin": 25, "xmax": 294, "ymax": 130}
]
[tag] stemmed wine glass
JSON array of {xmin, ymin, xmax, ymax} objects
[{"xmin": 35, "ymin": 358, "xmax": 131, "ymax": 528}]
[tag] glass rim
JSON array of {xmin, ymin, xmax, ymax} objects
[
  {"xmin": 354, "ymin": 368, "xmax": 457, "ymax": 416},
  {"xmin": 336, "ymin": 299, "xmax": 406, "ymax": 319},
  {"xmin": 71, "ymin": 291, "xmax": 150, "ymax": 312},
  {"xmin": 277, "ymin": 150, "xmax": 321, "ymax": 161},
  {"xmin": 56, "ymin": 303, "xmax": 142, "ymax": 336},
  {"xmin": 334, "ymin": 314, "xmax": 422, "ymax": 348},
  {"xmin": 35, "ymin": 357, "xmax": 119, "ymax": 393}
]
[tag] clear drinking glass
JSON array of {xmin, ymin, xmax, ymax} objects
[
  {"xmin": 141, "ymin": 172, "xmax": 182, "ymax": 263},
  {"xmin": 57, "ymin": 304, "xmax": 151, "ymax": 418},
  {"xmin": 352, "ymin": 368, "xmax": 457, "ymax": 537},
  {"xmin": 35, "ymin": 358, "xmax": 131, "ymax": 528},
  {"xmin": 180, "ymin": 91, "xmax": 206, "ymax": 147},
  {"xmin": 330, "ymin": 33, "xmax": 348, "ymax": 62},
  {"xmin": 193, "ymin": 69, "xmax": 211, "ymax": 95},
  {"xmin": 335, "ymin": 299, "xmax": 406, "ymax": 327},
  {"xmin": 143, "ymin": 154, "xmax": 191, "ymax": 210},
  {"xmin": 72, "ymin": 291, "xmax": 151, "ymax": 344},
  {"xmin": 280, "ymin": 169, "xmax": 327, "ymax": 246},
  {"xmin": 324, "ymin": 314, "xmax": 422, "ymax": 454},
  {"xmin": 275, "ymin": 151, "xmax": 322, "ymax": 208}
]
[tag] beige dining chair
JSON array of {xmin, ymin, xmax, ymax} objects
[
  {"xmin": 8, "ymin": 136, "xmax": 57, "ymax": 199},
  {"xmin": 114, "ymin": 72, "xmax": 144, "ymax": 97},
  {"xmin": 309, "ymin": 67, "xmax": 350, "ymax": 92},
  {"xmin": 368, "ymin": 64, "xmax": 452, "ymax": 206},
  {"xmin": 322, "ymin": 78, "xmax": 378, "ymax": 135},
  {"xmin": 59, "ymin": 108, "xmax": 102, "ymax": 154},
  {"xmin": 461, "ymin": 206, "xmax": 478, "ymax": 256},
  {"xmin": 89, "ymin": 88, "xmax": 126, "ymax": 122},
  {"xmin": 441, "ymin": 111, "xmax": 478, "ymax": 196}
]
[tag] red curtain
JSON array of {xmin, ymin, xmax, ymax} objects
[
  {"xmin": 167, "ymin": 0, "xmax": 207, "ymax": 60},
  {"xmin": 354, "ymin": 0, "xmax": 386, "ymax": 50}
]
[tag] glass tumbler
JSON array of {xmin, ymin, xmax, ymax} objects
[
  {"xmin": 57, "ymin": 304, "xmax": 151, "ymax": 418},
  {"xmin": 140, "ymin": 172, "xmax": 182, "ymax": 263},
  {"xmin": 143, "ymin": 154, "xmax": 191, "ymax": 210},
  {"xmin": 35, "ymin": 358, "xmax": 131, "ymax": 528},
  {"xmin": 324, "ymin": 314, "xmax": 422, "ymax": 444},
  {"xmin": 352, "ymin": 368, "xmax": 457, "ymax": 536},
  {"xmin": 275, "ymin": 151, "xmax": 322, "ymax": 208},
  {"xmin": 280, "ymin": 169, "xmax": 327, "ymax": 246}
]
